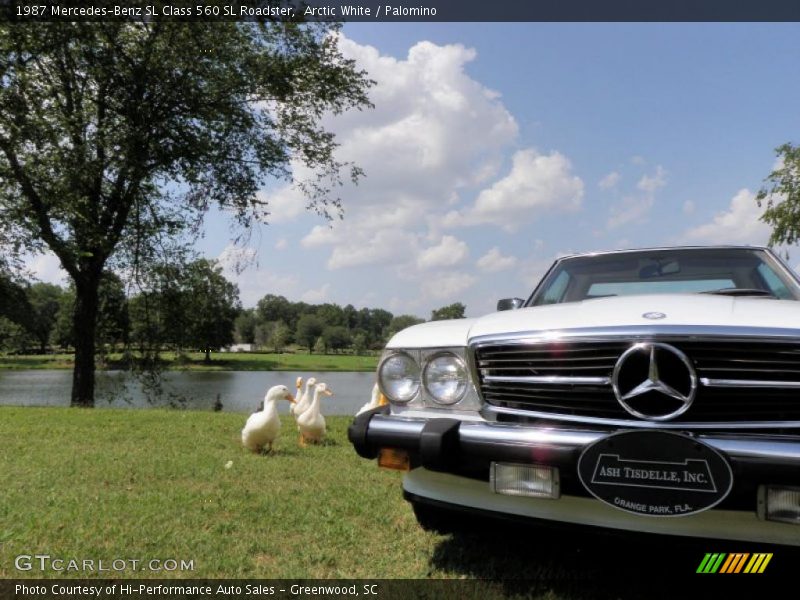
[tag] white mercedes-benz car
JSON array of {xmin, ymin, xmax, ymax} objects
[{"xmin": 349, "ymin": 246, "xmax": 800, "ymax": 546}]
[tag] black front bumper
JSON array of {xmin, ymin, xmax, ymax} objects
[{"xmin": 348, "ymin": 407, "xmax": 800, "ymax": 510}]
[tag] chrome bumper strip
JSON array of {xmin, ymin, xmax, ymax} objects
[
  {"xmin": 482, "ymin": 375, "xmax": 611, "ymax": 385},
  {"xmin": 482, "ymin": 403, "xmax": 800, "ymax": 430},
  {"xmin": 701, "ymin": 377, "xmax": 800, "ymax": 389},
  {"xmin": 366, "ymin": 415, "xmax": 800, "ymax": 463}
]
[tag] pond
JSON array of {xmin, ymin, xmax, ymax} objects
[{"xmin": 0, "ymin": 370, "xmax": 377, "ymax": 416}]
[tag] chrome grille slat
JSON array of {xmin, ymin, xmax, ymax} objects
[{"xmin": 474, "ymin": 338, "xmax": 800, "ymax": 426}]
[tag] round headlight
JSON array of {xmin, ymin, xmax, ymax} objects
[
  {"xmin": 378, "ymin": 352, "xmax": 420, "ymax": 403},
  {"xmin": 423, "ymin": 353, "xmax": 468, "ymax": 405}
]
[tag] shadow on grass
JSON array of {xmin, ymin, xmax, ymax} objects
[{"xmin": 429, "ymin": 521, "xmax": 798, "ymax": 599}]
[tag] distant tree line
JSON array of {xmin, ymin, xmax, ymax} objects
[{"xmin": 0, "ymin": 260, "xmax": 466, "ymax": 357}]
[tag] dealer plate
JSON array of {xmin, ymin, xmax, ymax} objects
[{"xmin": 577, "ymin": 430, "xmax": 733, "ymax": 517}]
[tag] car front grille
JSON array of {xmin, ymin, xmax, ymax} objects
[{"xmin": 474, "ymin": 339, "xmax": 800, "ymax": 425}]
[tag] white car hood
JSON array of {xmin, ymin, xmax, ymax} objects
[{"xmin": 388, "ymin": 294, "xmax": 800, "ymax": 348}]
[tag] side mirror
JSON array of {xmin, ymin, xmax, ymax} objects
[{"xmin": 497, "ymin": 297, "xmax": 524, "ymax": 311}]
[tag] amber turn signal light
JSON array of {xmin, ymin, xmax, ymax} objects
[{"xmin": 378, "ymin": 447, "xmax": 410, "ymax": 471}]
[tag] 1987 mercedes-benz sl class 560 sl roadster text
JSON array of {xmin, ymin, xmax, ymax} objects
[{"xmin": 349, "ymin": 246, "xmax": 800, "ymax": 545}]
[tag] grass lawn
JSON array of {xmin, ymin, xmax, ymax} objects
[
  {"xmin": 0, "ymin": 351, "xmax": 379, "ymax": 372},
  {"xmin": 0, "ymin": 407, "xmax": 789, "ymax": 597}
]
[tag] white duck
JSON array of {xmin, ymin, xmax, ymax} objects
[
  {"xmin": 357, "ymin": 382, "xmax": 388, "ymax": 416},
  {"xmin": 297, "ymin": 381, "xmax": 333, "ymax": 446},
  {"xmin": 241, "ymin": 385, "xmax": 295, "ymax": 453},
  {"xmin": 291, "ymin": 376, "xmax": 317, "ymax": 419},
  {"xmin": 289, "ymin": 376, "xmax": 304, "ymax": 417}
]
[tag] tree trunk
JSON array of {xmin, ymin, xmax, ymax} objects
[
  {"xmin": 204, "ymin": 348, "xmax": 211, "ymax": 363},
  {"xmin": 70, "ymin": 276, "xmax": 101, "ymax": 407}
]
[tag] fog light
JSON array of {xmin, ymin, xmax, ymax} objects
[
  {"xmin": 378, "ymin": 447, "xmax": 410, "ymax": 472},
  {"xmin": 760, "ymin": 485, "xmax": 800, "ymax": 525},
  {"xmin": 490, "ymin": 463, "xmax": 560, "ymax": 499}
]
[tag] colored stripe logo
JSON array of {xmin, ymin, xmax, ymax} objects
[{"xmin": 697, "ymin": 553, "xmax": 773, "ymax": 574}]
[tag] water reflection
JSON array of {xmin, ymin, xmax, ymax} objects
[{"xmin": 0, "ymin": 370, "xmax": 376, "ymax": 415}]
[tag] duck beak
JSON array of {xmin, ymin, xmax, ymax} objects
[
  {"xmin": 324, "ymin": 389, "xmax": 334, "ymax": 396},
  {"xmin": 295, "ymin": 377, "xmax": 303, "ymax": 390},
  {"xmin": 287, "ymin": 393, "xmax": 296, "ymax": 403}
]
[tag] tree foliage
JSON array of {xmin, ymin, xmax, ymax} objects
[
  {"xmin": 387, "ymin": 314, "xmax": 425, "ymax": 338},
  {"xmin": 0, "ymin": 22, "xmax": 372, "ymax": 405},
  {"xmin": 295, "ymin": 314, "xmax": 325, "ymax": 352},
  {"xmin": 26, "ymin": 282, "xmax": 66, "ymax": 353},
  {"xmin": 128, "ymin": 259, "xmax": 240, "ymax": 361},
  {"xmin": 431, "ymin": 302, "xmax": 467, "ymax": 321},
  {"xmin": 758, "ymin": 143, "xmax": 800, "ymax": 245},
  {"xmin": 321, "ymin": 325, "xmax": 351, "ymax": 353}
]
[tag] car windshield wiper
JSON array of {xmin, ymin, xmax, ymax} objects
[{"xmin": 700, "ymin": 287, "xmax": 776, "ymax": 298}]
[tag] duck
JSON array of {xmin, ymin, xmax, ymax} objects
[
  {"xmin": 288, "ymin": 376, "xmax": 304, "ymax": 416},
  {"xmin": 241, "ymin": 385, "xmax": 295, "ymax": 453},
  {"xmin": 291, "ymin": 376, "xmax": 317, "ymax": 419},
  {"xmin": 356, "ymin": 382, "xmax": 388, "ymax": 415},
  {"xmin": 297, "ymin": 381, "xmax": 333, "ymax": 446}
]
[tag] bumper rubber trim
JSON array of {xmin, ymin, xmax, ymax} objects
[
  {"xmin": 420, "ymin": 418, "xmax": 461, "ymax": 472},
  {"xmin": 347, "ymin": 404, "xmax": 389, "ymax": 459}
]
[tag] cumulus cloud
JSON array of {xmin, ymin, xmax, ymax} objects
[
  {"xmin": 216, "ymin": 244, "xmax": 258, "ymax": 274},
  {"xmin": 277, "ymin": 35, "xmax": 529, "ymax": 281},
  {"xmin": 300, "ymin": 283, "xmax": 331, "ymax": 303},
  {"xmin": 476, "ymin": 247, "xmax": 517, "ymax": 272},
  {"xmin": 636, "ymin": 165, "xmax": 667, "ymax": 195},
  {"xmin": 26, "ymin": 252, "xmax": 67, "ymax": 285},
  {"xmin": 607, "ymin": 165, "xmax": 667, "ymax": 229},
  {"xmin": 598, "ymin": 171, "xmax": 621, "ymax": 190},
  {"xmin": 682, "ymin": 189, "xmax": 771, "ymax": 245},
  {"xmin": 255, "ymin": 35, "xmax": 582, "ymax": 310},
  {"xmin": 417, "ymin": 235, "xmax": 469, "ymax": 269},
  {"xmin": 421, "ymin": 271, "xmax": 477, "ymax": 300},
  {"xmin": 444, "ymin": 149, "xmax": 584, "ymax": 230}
]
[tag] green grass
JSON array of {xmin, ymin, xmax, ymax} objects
[
  {"xmin": 0, "ymin": 351, "xmax": 378, "ymax": 372},
  {"xmin": 0, "ymin": 407, "xmax": 778, "ymax": 597}
]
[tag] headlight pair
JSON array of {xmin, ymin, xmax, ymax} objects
[{"xmin": 378, "ymin": 350, "xmax": 469, "ymax": 406}]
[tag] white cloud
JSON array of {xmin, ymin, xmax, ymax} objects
[
  {"xmin": 217, "ymin": 244, "xmax": 258, "ymax": 275},
  {"xmin": 258, "ymin": 187, "xmax": 306, "ymax": 224},
  {"xmin": 444, "ymin": 149, "xmax": 584, "ymax": 230},
  {"xmin": 274, "ymin": 238, "xmax": 288, "ymax": 251},
  {"xmin": 300, "ymin": 283, "xmax": 331, "ymax": 303},
  {"xmin": 607, "ymin": 165, "xmax": 667, "ymax": 229},
  {"xmin": 682, "ymin": 188, "xmax": 771, "ymax": 245},
  {"xmin": 421, "ymin": 271, "xmax": 477, "ymax": 300},
  {"xmin": 417, "ymin": 235, "xmax": 469, "ymax": 269},
  {"xmin": 278, "ymin": 35, "xmax": 530, "ymax": 279},
  {"xmin": 476, "ymin": 247, "xmax": 517, "ymax": 272},
  {"xmin": 216, "ymin": 244, "xmax": 300, "ymax": 306},
  {"xmin": 253, "ymin": 35, "xmax": 581, "ymax": 312},
  {"xmin": 636, "ymin": 165, "xmax": 667, "ymax": 195},
  {"xmin": 598, "ymin": 171, "xmax": 621, "ymax": 190},
  {"xmin": 607, "ymin": 195, "xmax": 655, "ymax": 229},
  {"xmin": 25, "ymin": 252, "xmax": 67, "ymax": 285}
]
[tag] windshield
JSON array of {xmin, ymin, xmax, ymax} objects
[{"xmin": 529, "ymin": 248, "xmax": 800, "ymax": 306}]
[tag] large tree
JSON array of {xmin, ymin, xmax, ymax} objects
[
  {"xmin": 758, "ymin": 143, "xmax": 800, "ymax": 245},
  {"xmin": 0, "ymin": 22, "xmax": 371, "ymax": 405}
]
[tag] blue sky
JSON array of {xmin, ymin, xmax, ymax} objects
[{"xmin": 30, "ymin": 23, "xmax": 800, "ymax": 318}]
